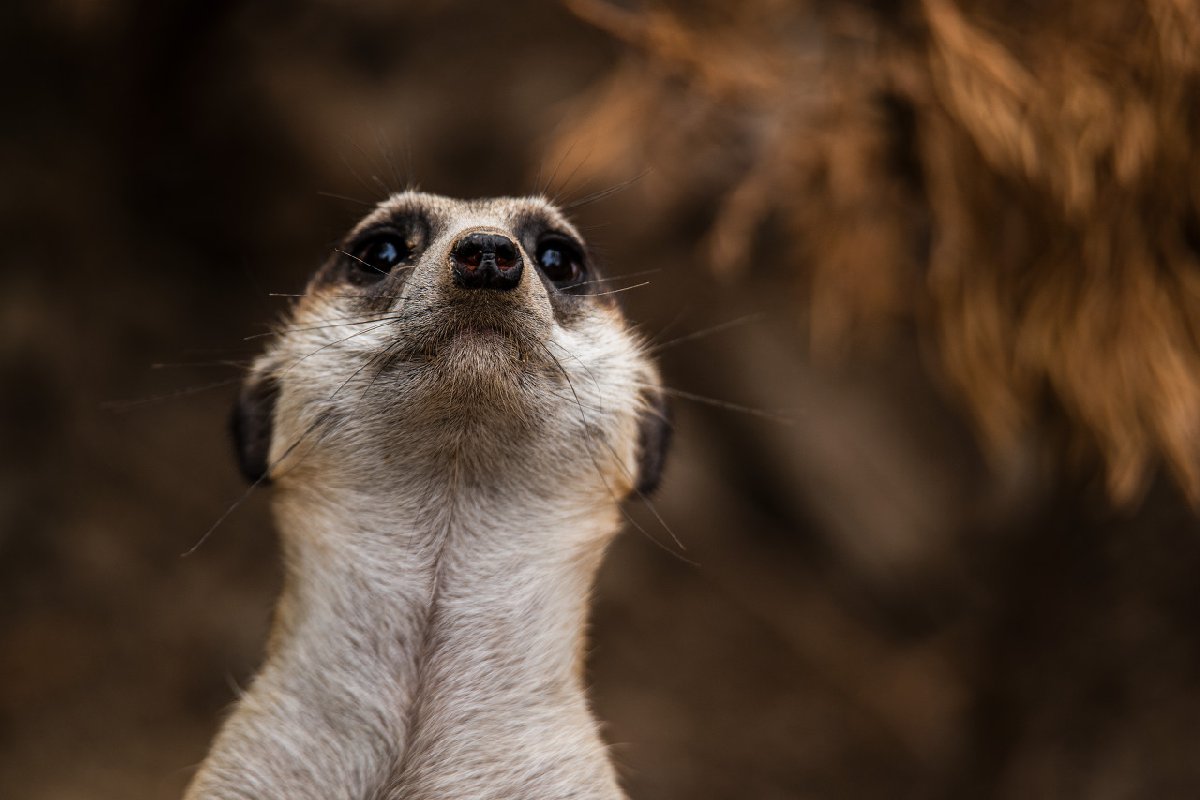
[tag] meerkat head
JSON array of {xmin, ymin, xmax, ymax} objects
[{"xmin": 231, "ymin": 192, "xmax": 670, "ymax": 511}]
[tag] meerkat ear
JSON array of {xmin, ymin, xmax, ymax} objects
[
  {"xmin": 634, "ymin": 389, "xmax": 672, "ymax": 496},
  {"xmin": 230, "ymin": 373, "xmax": 279, "ymax": 485}
]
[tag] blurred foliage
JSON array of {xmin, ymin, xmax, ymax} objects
[{"xmin": 558, "ymin": 0, "xmax": 1200, "ymax": 506}]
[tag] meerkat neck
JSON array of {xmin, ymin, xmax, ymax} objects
[
  {"xmin": 187, "ymin": 484, "xmax": 624, "ymax": 800},
  {"xmin": 384, "ymin": 499, "xmax": 625, "ymax": 800}
]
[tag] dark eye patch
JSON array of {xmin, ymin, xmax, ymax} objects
[
  {"xmin": 332, "ymin": 210, "xmax": 430, "ymax": 288},
  {"xmin": 348, "ymin": 232, "xmax": 410, "ymax": 281},
  {"xmin": 534, "ymin": 234, "xmax": 587, "ymax": 289}
]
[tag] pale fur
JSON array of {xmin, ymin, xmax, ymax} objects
[{"xmin": 185, "ymin": 193, "xmax": 661, "ymax": 799}]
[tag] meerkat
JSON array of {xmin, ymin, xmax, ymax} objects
[{"xmin": 185, "ymin": 192, "xmax": 670, "ymax": 800}]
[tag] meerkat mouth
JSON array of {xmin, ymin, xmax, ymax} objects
[
  {"xmin": 450, "ymin": 322, "xmax": 506, "ymax": 339},
  {"xmin": 381, "ymin": 311, "xmax": 546, "ymax": 376},
  {"xmin": 413, "ymin": 294, "xmax": 551, "ymax": 355},
  {"xmin": 434, "ymin": 323, "xmax": 539, "ymax": 363}
]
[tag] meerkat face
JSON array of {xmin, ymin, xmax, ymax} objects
[{"xmin": 231, "ymin": 192, "xmax": 669, "ymax": 501}]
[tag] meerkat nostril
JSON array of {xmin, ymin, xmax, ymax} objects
[
  {"xmin": 494, "ymin": 240, "xmax": 517, "ymax": 268},
  {"xmin": 454, "ymin": 240, "xmax": 483, "ymax": 268},
  {"xmin": 451, "ymin": 232, "xmax": 523, "ymax": 291}
]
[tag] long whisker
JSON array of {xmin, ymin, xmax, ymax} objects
[
  {"xmin": 642, "ymin": 307, "xmax": 690, "ymax": 349},
  {"xmin": 547, "ymin": 141, "xmax": 591, "ymax": 204},
  {"xmin": 539, "ymin": 138, "xmax": 578, "ymax": 198},
  {"xmin": 401, "ymin": 126, "xmax": 416, "ymax": 192},
  {"xmin": 586, "ymin": 281, "xmax": 651, "ymax": 298},
  {"xmin": 570, "ymin": 268, "xmax": 662, "ymax": 287},
  {"xmin": 101, "ymin": 377, "xmax": 244, "ymax": 412},
  {"xmin": 331, "ymin": 346, "xmax": 395, "ymax": 400},
  {"xmin": 339, "ymin": 151, "xmax": 387, "ymax": 204},
  {"xmin": 333, "ymin": 248, "xmax": 419, "ymax": 276},
  {"xmin": 538, "ymin": 341, "xmax": 694, "ymax": 564},
  {"xmin": 558, "ymin": 147, "xmax": 606, "ymax": 207},
  {"xmin": 563, "ymin": 168, "xmax": 653, "ymax": 210},
  {"xmin": 542, "ymin": 387, "xmax": 612, "ymax": 416},
  {"xmin": 278, "ymin": 318, "xmax": 402, "ymax": 378},
  {"xmin": 356, "ymin": 338, "xmax": 409, "ymax": 401},
  {"xmin": 242, "ymin": 314, "xmax": 404, "ymax": 340},
  {"xmin": 267, "ymin": 292, "xmax": 409, "ymax": 299},
  {"xmin": 186, "ymin": 306, "xmax": 413, "ymax": 556},
  {"xmin": 345, "ymin": 136, "xmax": 396, "ymax": 200},
  {"xmin": 360, "ymin": 340, "xmax": 407, "ymax": 400},
  {"xmin": 150, "ymin": 360, "xmax": 250, "ymax": 370},
  {"xmin": 646, "ymin": 312, "xmax": 766, "ymax": 354},
  {"xmin": 183, "ymin": 472, "xmax": 271, "ymax": 558},
  {"xmin": 182, "ymin": 410, "xmax": 335, "ymax": 557},
  {"xmin": 622, "ymin": 380, "xmax": 796, "ymax": 424},
  {"xmin": 544, "ymin": 341, "xmax": 687, "ymax": 552},
  {"xmin": 316, "ymin": 190, "xmax": 372, "ymax": 207},
  {"xmin": 333, "ymin": 284, "xmax": 418, "ymax": 401},
  {"xmin": 354, "ymin": 283, "xmax": 427, "ymax": 401},
  {"xmin": 375, "ymin": 126, "xmax": 407, "ymax": 195}
]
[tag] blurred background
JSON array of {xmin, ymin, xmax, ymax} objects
[{"xmin": 4, "ymin": 0, "xmax": 1200, "ymax": 797}]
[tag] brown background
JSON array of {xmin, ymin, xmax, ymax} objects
[{"xmin": 4, "ymin": 1, "xmax": 1200, "ymax": 798}]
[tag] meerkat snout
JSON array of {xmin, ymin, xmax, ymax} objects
[{"xmin": 449, "ymin": 231, "xmax": 524, "ymax": 291}]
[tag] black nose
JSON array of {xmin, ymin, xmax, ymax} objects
[{"xmin": 450, "ymin": 232, "xmax": 523, "ymax": 291}]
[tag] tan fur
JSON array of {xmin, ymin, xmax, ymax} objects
[{"xmin": 185, "ymin": 193, "xmax": 662, "ymax": 799}]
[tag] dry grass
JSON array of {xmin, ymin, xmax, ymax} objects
[{"xmin": 558, "ymin": 0, "xmax": 1200, "ymax": 505}]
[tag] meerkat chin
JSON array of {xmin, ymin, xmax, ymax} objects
[{"xmin": 187, "ymin": 192, "xmax": 671, "ymax": 800}]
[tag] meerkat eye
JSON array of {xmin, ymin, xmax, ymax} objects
[
  {"xmin": 351, "ymin": 233, "xmax": 410, "ymax": 279},
  {"xmin": 535, "ymin": 236, "xmax": 585, "ymax": 286}
]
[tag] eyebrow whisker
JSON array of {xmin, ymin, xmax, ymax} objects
[{"xmin": 563, "ymin": 168, "xmax": 653, "ymax": 210}]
